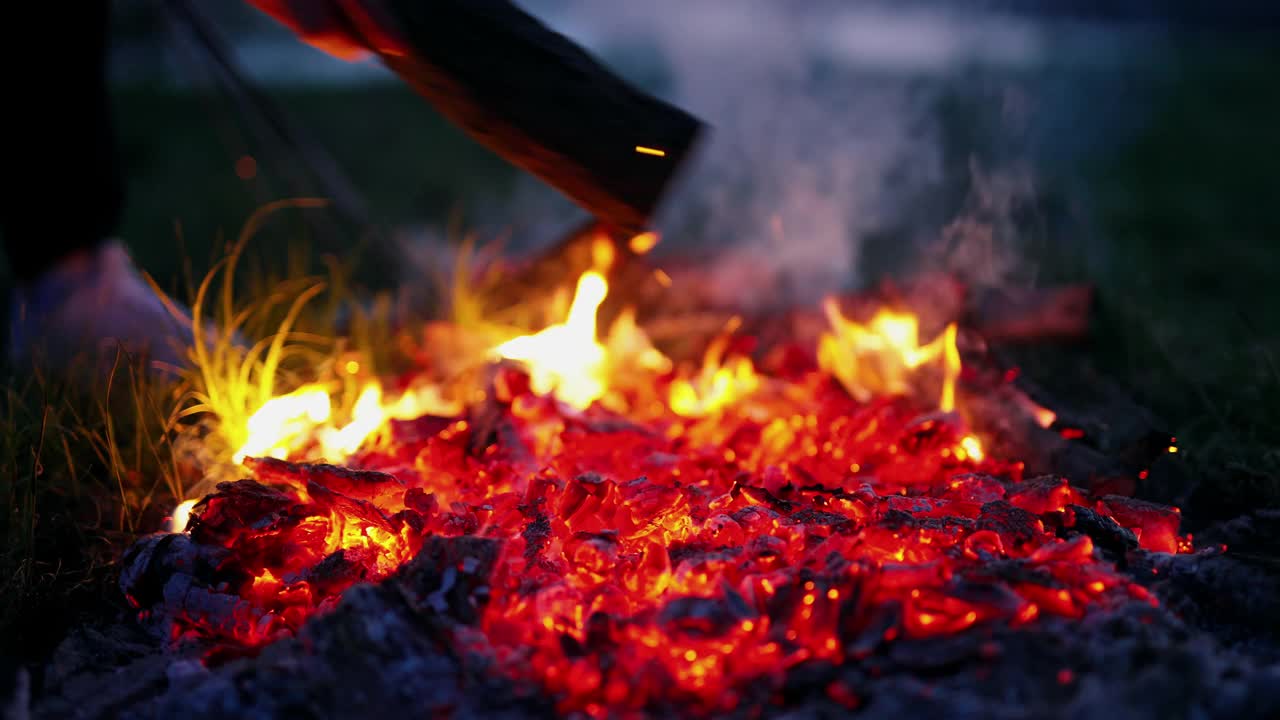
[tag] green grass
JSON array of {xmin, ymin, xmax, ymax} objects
[
  {"xmin": 1056, "ymin": 40, "xmax": 1280, "ymax": 516},
  {"xmin": 108, "ymin": 84, "xmax": 521, "ymax": 299},
  {"xmin": 0, "ymin": 359, "xmax": 185, "ymax": 661}
]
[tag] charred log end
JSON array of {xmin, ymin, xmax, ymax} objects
[{"xmin": 379, "ymin": 0, "xmax": 706, "ymax": 233}]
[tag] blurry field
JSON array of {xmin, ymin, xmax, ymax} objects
[
  {"xmin": 1067, "ymin": 39, "xmax": 1280, "ymax": 516},
  {"xmin": 2, "ymin": 28, "xmax": 1278, "ymax": 668},
  {"xmin": 109, "ymin": 85, "xmax": 521, "ymax": 294}
]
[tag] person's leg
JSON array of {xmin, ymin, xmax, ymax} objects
[
  {"xmin": 3, "ymin": 1, "xmax": 203, "ymax": 371},
  {"xmin": 0, "ymin": 0, "xmax": 122, "ymax": 280}
]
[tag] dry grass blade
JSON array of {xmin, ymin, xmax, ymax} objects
[{"xmin": 178, "ymin": 199, "xmax": 333, "ymax": 481}]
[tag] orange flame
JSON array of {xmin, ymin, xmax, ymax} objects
[
  {"xmin": 669, "ymin": 329, "xmax": 760, "ymax": 418},
  {"xmin": 817, "ymin": 301, "xmax": 961, "ymax": 412}
]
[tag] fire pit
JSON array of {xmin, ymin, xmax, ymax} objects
[{"xmin": 28, "ymin": 231, "xmax": 1280, "ymax": 719}]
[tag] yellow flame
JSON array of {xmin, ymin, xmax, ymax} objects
[
  {"xmin": 320, "ymin": 383, "xmax": 384, "ymax": 457},
  {"xmin": 605, "ymin": 307, "xmax": 672, "ymax": 376},
  {"xmin": 818, "ymin": 300, "xmax": 961, "ymax": 412},
  {"xmin": 232, "ymin": 385, "xmax": 332, "ymax": 463},
  {"xmin": 940, "ymin": 323, "xmax": 959, "ymax": 413},
  {"xmin": 168, "ymin": 499, "xmax": 198, "ymax": 533},
  {"xmin": 229, "ymin": 376, "xmax": 463, "ymax": 472},
  {"xmin": 669, "ymin": 333, "xmax": 760, "ymax": 417},
  {"xmin": 494, "ymin": 271, "xmax": 610, "ymax": 409},
  {"xmin": 385, "ymin": 383, "xmax": 464, "ymax": 420},
  {"xmin": 958, "ymin": 435, "xmax": 985, "ymax": 462}
]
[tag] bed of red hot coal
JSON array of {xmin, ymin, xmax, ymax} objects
[{"xmin": 113, "ymin": 343, "xmax": 1205, "ymax": 717}]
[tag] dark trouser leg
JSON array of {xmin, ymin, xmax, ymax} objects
[{"xmin": 0, "ymin": 0, "xmax": 123, "ymax": 283}]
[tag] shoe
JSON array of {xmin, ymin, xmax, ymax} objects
[{"xmin": 8, "ymin": 240, "xmax": 197, "ymax": 372}]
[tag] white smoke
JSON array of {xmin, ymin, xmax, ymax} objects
[
  {"xmin": 463, "ymin": 1, "xmax": 1173, "ymax": 312},
  {"xmin": 495, "ymin": 1, "xmax": 1053, "ymax": 308}
]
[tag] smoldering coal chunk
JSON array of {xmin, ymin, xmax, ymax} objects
[
  {"xmin": 1094, "ymin": 495, "xmax": 1183, "ymax": 554},
  {"xmin": 188, "ymin": 479, "xmax": 296, "ymax": 546},
  {"xmin": 119, "ymin": 532, "xmax": 228, "ymax": 609},
  {"xmin": 782, "ymin": 508, "xmax": 855, "ymax": 533},
  {"xmin": 37, "ymin": 622, "xmax": 168, "ymax": 718},
  {"xmin": 1197, "ymin": 508, "xmax": 1280, "ymax": 562},
  {"xmin": 658, "ymin": 596, "xmax": 748, "ymax": 638},
  {"xmin": 303, "ymin": 479, "xmax": 397, "ymax": 532},
  {"xmin": 1005, "ymin": 475, "xmax": 1085, "ymax": 516},
  {"xmin": 404, "ymin": 487, "xmax": 440, "ymax": 517},
  {"xmin": 394, "ymin": 535, "xmax": 503, "ymax": 624},
  {"xmin": 977, "ymin": 500, "xmax": 1044, "ymax": 549},
  {"xmin": 887, "ymin": 632, "xmax": 988, "ymax": 673},
  {"xmin": 943, "ymin": 578, "xmax": 1025, "ymax": 616},
  {"xmin": 245, "ymin": 456, "xmax": 401, "ymax": 497},
  {"xmin": 303, "ymin": 550, "xmax": 372, "ymax": 597},
  {"xmin": 119, "ymin": 531, "xmax": 270, "ymax": 646},
  {"xmin": 1061, "ymin": 504, "xmax": 1140, "ymax": 556},
  {"xmin": 817, "ymin": 605, "xmax": 1280, "ymax": 720},
  {"xmin": 130, "ymin": 584, "xmax": 538, "ymax": 720},
  {"xmin": 520, "ymin": 509, "xmax": 552, "ymax": 563},
  {"xmin": 1134, "ymin": 546, "xmax": 1280, "ymax": 659},
  {"xmin": 878, "ymin": 508, "xmax": 975, "ymax": 535},
  {"xmin": 41, "ymin": 536, "xmax": 538, "ymax": 720},
  {"xmin": 962, "ymin": 558, "xmax": 1055, "ymax": 588}
]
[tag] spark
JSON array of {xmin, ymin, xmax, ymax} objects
[
  {"xmin": 629, "ymin": 232, "xmax": 660, "ymax": 254},
  {"xmin": 635, "ymin": 145, "xmax": 666, "ymax": 157}
]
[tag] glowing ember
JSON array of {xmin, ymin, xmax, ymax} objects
[
  {"xmin": 1013, "ymin": 391, "xmax": 1058, "ymax": 428},
  {"xmin": 145, "ymin": 255, "xmax": 1195, "ymax": 715}
]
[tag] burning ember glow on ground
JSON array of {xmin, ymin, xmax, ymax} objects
[{"xmin": 127, "ymin": 238, "xmax": 1198, "ymax": 716}]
